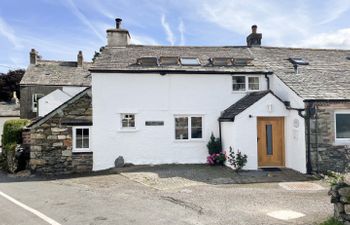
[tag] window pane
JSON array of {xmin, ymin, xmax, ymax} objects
[
  {"xmin": 336, "ymin": 114, "xmax": 350, "ymax": 138},
  {"xmin": 76, "ymin": 129, "xmax": 83, "ymax": 148},
  {"xmin": 191, "ymin": 117, "xmax": 202, "ymax": 139},
  {"xmin": 82, "ymin": 129, "xmax": 89, "ymax": 148},
  {"xmin": 232, "ymin": 76, "xmax": 246, "ymax": 91},
  {"xmin": 248, "ymin": 77, "xmax": 259, "ymax": 90},
  {"xmin": 121, "ymin": 114, "xmax": 135, "ymax": 128},
  {"xmin": 266, "ymin": 125, "xmax": 273, "ymax": 155},
  {"xmin": 175, "ymin": 117, "xmax": 188, "ymax": 139}
]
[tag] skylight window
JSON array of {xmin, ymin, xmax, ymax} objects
[
  {"xmin": 137, "ymin": 57, "xmax": 159, "ymax": 66},
  {"xmin": 180, "ymin": 57, "xmax": 201, "ymax": 66},
  {"xmin": 159, "ymin": 56, "xmax": 179, "ymax": 66},
  {"xmin": 211, "ymin": 58, "xmax": 232, "ymax": 66},
  {"xmin": 289, "ymin": 58, "xmax": 309, "ymax": 65},
  {"xmin": 232, "ymin": 58, "xmax": 253, "ymax": 66},
  {"xmin": 346, "ymin": 56, "xmax": 350, "ymax": 60}
]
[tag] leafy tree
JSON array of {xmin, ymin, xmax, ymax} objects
[{"xmin": 0, "ymin": 69, "xmax": 25, "ymax": 101}]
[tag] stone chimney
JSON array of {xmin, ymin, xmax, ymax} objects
[
  {"xmin": 246, "ymin": 25, "xmax": 262, "ymax": 47},
  {"xmin": 106, "ymin": 18, "xmax": 131, "ymax": 47},
  {"xmin": 77, "ymin": 50, "xmax": 83, "ymax": 67},
  {"xmin": 30, "ymin": 49, "xmax": 38, "ymax": 64}
]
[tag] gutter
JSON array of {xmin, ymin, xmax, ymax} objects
[{"xmin": 90, "ymin": 69, "xmax": 274, "ymax": 75}]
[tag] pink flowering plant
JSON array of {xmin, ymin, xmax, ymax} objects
[{"xmin": 206, "ymin": 133, "xmax": 226, "ymax": 166}]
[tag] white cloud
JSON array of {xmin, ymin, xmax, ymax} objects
[
  {"xmin": 131, "ymin": 34, "xmax": 159, "ymax": 45},
  {"xmin": 296, "ymin": 28, "xmax": 350, "ymax": 49},
  {"xmin": 0, "ymin": 17, "xmax": 22, "ymax": 49},
  {"xmin": 64, "ymin": 0, "xmax": 105, "ymax": 42},
  {"xmin": 178, "ymin": 19, "xmax": 185, "ymax": 46},
  {"xmin": 161, "ymin": 14, "xmax": 175, "ymax": 45}
]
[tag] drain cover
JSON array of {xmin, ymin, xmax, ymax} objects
[{"xmin": 279, "ymin": 182, "xmax": 325, "ymax": 191}]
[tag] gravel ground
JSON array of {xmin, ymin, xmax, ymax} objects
[{"xmin": 0, "ymin": 166, "xmax": 332, "ymax": 225}]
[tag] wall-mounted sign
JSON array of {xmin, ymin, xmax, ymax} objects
[{"xmin": 145, "ymin": 121, "xmax": 164, "ymax": 126}]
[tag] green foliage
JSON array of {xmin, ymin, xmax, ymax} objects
[
  {"xmin": 207, "ymin": 133, "xmax": 221, "ymax": 155},
  {"xmin": 0, "ymin": 143, "xmax": 17, "ymax": 171},
  {"xmin": 2, "ymin": 119, "xmax": 30, "ymax": 147},
  {"xmin": 0, "ymin": 69, "xmax": 25, "ymax": 101},
  {"xmin": 324, "ymin": 171, "xmax": 345, "ymax": 186},
  {"xmin": 228, "ymin": 147, "xmax": 248, "ymax": 172},
  {"xmin": 319, "ymin": 217, "xmax": 344, "ymax": 225}
]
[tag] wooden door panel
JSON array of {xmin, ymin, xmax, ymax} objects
[{"xmin": 257, "ymin": 117, "xmax": 285, "ymax": 167}]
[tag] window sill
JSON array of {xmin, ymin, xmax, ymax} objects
[
  {"xmin": 118, "ymin": 128, "xmax": 139, "ymax": 133},
  {"xmin": 174, "ymin": 139, "xmax": 205, "ymax": 143},
  {"xmin": 72, "ymin": 149, "xmax": 92, "ymax": 153},
  {"xmin": 334, "ymin": 139, "xmax": 350, "ymax": 146}
]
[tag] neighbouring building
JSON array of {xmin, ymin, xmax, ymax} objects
[
  {"xmin": 20, "ymin": 50, "xmax": 91, "ymax": 119},
  {"xmin": 24, "ymin": 19, "xmax": 350, "ymax": 175}
]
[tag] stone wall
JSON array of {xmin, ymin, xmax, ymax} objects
[
  {"xmin": 309, "ymin": 102, "xmax": 350, "ymax": 173},
  {"xmin": 329, "ymin": 183, "xmax": 350, "ymax": 225},
  {"xmin": 29, "ymin": 90, "xmax": 93, "ymax": 175}
]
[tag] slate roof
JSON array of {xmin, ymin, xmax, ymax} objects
[
  {"xmin": 91, "ymin": 44, "xmax": 350, "ymax": 100},
  {"xmin": 219, "ymin": 91, "xmax": 271, "ymax": 121},
  {"xmin": 0, "ymin": 102, "xmax": 20, "ymax": 117},
  {"xmin": 20, "ymin": 60, "xmax": 91, "ymax": 86},
  {"xmin": 90, "ymin": 45, "xmax": 270, "ymax": 73},
  {"xmin": 250, "ymin": 47, "xmax": 350, "ymax": 100}
]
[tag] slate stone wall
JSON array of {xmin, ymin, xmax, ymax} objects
[
  {"xmin": 329, "ymin": 183, "xmax": 350, "ymax": 225},
  {"xmin": 309, "ymin": 102, "xmax": 350, "ymax": 173},
  {"xmin": 29, "ymin": 91, "xmax": 93, "ymax": 175}
]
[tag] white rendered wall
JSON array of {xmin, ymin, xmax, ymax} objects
[
  {"xmin": 62, "ymin": 86, "xmax": 87, "ymax": 97},
  {"xmin": 270, "ymin": 75, "xmax": 306, "ymax": 173},
  {"xmin": 38, "ymin": 89, "xmax": 71, "ymax": 117},
  {"xmin": 92, "ymin": 73, "xmax": 267, "ymax": 171}
]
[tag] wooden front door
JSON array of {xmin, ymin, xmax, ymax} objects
[{"xmin": 257, "ymin": 117, "xmax": 285, "ymax": 167}]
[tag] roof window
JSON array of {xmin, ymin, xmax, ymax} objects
[
  {"xmin": 210, "ymin": 57, "xmax": 233, "ymax": 66},
  {"xmin": 232, "ymin": 58, "xmax": 253, "ymax": 66},
  {"xmin": 289, "ymin": 58, "xmax": 309, "ymax": 65},
  {"xmin": 346, "ymin": 56, "xmax": 350, "ymax": 60},
  {"xmin": 159, "ymin": 56, "xmax": 179, "ymax": 66},
  {"xmin": 180, "ymin": 57, "xmax": 201, "ymax": 66},
  {"xmin": 137, "ymin": 57, "xmax": 159, "ymax": 66}
]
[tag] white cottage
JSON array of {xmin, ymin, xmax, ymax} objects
[{"xmin": 89, "ymin": 20, "xmax": 306, "ymax": 173}]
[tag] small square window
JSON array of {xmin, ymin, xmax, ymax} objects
[
  {"xmin": 73, "ymin": 127, "xmax": 90, "ymax": 152},
  {"xmin": 335, "ymin": 113, "xmax": 350, "ymax": 140},
  {"xmin": 232, "ymin": 76, "xmax": 246, "ymax": 91},
  {"xmin": 121, "ymin": 114, "xmax": 136, "ymax": 128}
]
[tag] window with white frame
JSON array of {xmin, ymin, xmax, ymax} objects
[
  {"xmin": 32, "ymin": 93, "xmax": 44, "ymax": 112},
  {"xmin": 335, "ymin": 112, "xmax": 350, "ymax": 141},
  {"xmin": 232, "ymin": 76, "xmax": 260, "ymax": 91},
  {"xmin": 121, "ymin": 114, "xmax": 136, "ymax": 128},
  {"xmin": 175, "ymin": 116, "xmax": 203, "ymax": 140},
  {"xmin": 73, "ymin": 127, "xmax": 90, "ymax": 152}
]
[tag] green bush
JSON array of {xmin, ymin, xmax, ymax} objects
[
  {"xmin": 207, "ymin": 133, "xmax": 221, "ymax": 155},
  {"xmin": 319, "ymin": 217, "xmax": 344, "ymax": 225},
  {"xmin": 1, "ymin": 119, "xmax": 30, "ymax": 172},
  {"xmin": 2, "ymin": 119, "xmax": 30, "ymax": 147}
]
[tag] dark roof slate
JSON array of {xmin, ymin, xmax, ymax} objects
[
  {"xmin": 220, "ymin": 91, "xmax": 270, "ymax": 121},
  {"xmin": 20, "ymin": 60, "xmax": 92, "ymax": 86}
]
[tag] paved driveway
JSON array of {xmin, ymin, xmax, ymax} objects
[{"xmin": 0, "ymin": 166, "xmax": 332, "ymax": 225}]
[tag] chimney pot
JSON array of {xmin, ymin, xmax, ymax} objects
[
  {"xmin": 30, "ymin": 49, "xmax": 38, "ymax": 65},
  {"xmin": 77, "ymin": 50, "xmax": 83, "ymax": 67},
  {"xmin": 116, "ymin": 18, "xmax": 122, "ymax": 29}
]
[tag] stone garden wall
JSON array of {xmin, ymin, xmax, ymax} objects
[
  {"xmin": 309, "ymin": 102, "xmax": 350, "ymax": 173},
  {"xmin": 329, "ymin": 183, "xmax": 350, "ymax": 225},
  {"xmin": 29, "ymin": 90, "xmax": 93, "ymax": 175}
]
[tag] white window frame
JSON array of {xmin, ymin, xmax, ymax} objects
[
  {"xmin": 32, "ymin": 93, "xmax": 44, "ymax": 112},
  {"xmin": 120, "ymin": 113, "xmax": 137, "ymax": 130},
  {"xmin": 232, "ymin": 75, "xmax": 261, "ymax": 92},
  {"xmin": 334, "ymin": 111, "xmax": 350, "ymax": 143},
  {"xmin": 174, "ymin": 115, "xmax": 204, "ymax": 141},
  {"xmin": 72, "ymin": 126, "xmax": 91, "ymax": 152}
]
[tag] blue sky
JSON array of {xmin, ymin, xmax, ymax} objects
[{"xmin": 1, "ymin": 0, "xmax": 350, "ymax": 72}]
